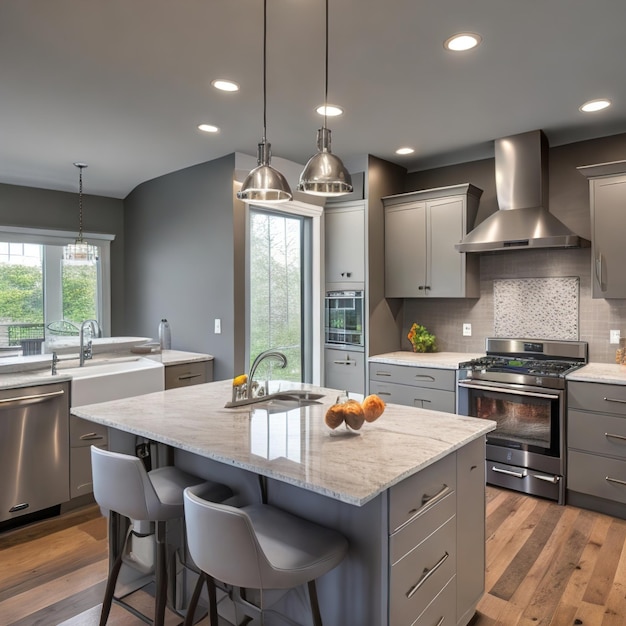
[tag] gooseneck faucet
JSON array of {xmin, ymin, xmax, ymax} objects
[
  {"xmin": 79, "ymin": 319, "xmax": 101, "ymax": 366},
  {"xmin": 247, "ymin": 349, "xmax": 287, "ymax": 399}
]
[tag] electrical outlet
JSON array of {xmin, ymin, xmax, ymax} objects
[
  {"xmin": 214, "ymin": 318, "xmax": 221, "ymax": 334},
  {"xmin": 610, "ymin": 329, "xmax": 621, "ymax": 344},
  {"xmin": 463, "ymin": 323, "xmax": 472, "ymax": 337}
]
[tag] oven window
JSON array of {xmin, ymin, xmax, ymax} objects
[{"xmin": 469, "ymin": 388, "xmax": 557, "ymax": 452}]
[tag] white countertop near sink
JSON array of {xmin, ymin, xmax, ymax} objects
[
  {"xmin": 567, "ymin": 363, "xmax": 626, "ymax": 385},
  {"xmin": 369, "ymin": 351, "xmax": 484, "ymax": 369}
]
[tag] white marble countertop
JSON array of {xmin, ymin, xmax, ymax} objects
[
  {"xmin": 71, "ymin": 379, "xmax": 495, "ymax": 507},
  {"xmin": 369, "ymin": 351, "xmax": 484, "ymax": 369},
  {"xmin": 147, "ymin": 350, "xmax": 213, "ymax": 366},
  {"xmin": 567, "ymin": 362, "xmax": 626, "ymax": 385}
]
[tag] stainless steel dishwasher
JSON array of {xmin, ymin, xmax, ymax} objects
[{"xmin": 1, "ymin": 381, "xmax": 70, "ymax": 524}]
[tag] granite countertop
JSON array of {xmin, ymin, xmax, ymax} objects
[
  {"xmin": 72, "ymin": 379, "xmax": 495, "ymax": 507},
  {"xmin": 567, "ymin": 362, "xmax": 626, "ymax": 385},
  {"xmin": 369, "ymin": 351, "xmax": 484, "ymax": 369}
]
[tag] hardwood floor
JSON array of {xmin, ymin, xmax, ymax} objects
[{"xmin": 0, "ymin": 487, "xmax": 625, "ymax": 625}]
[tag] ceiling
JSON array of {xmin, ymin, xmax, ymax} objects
[{"xmin": 1, "ymin": 0, "xmax": 626, "ymax": 199}]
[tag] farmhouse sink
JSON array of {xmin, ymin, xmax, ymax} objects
[{"xmin": 65, "ymin": 356, "xmax": 164, "ymax": 406}]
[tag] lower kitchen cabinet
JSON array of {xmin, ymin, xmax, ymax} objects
[
  {"xmin": 165, "ymin": 359, "xmax": 213, "ymax": 389},
  {"xmin": 324, "ymin": 348, "xmax": 365, "ymax": 395},
  {"xmin": 567, "ymin": 381, "xmax": 626, "ymax": 517},
  {"xmin": 369, "ymin": 362, "xmax": 456, "ymax": 413}
]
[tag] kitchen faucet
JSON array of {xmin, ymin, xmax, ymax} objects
[
  {"xmin": 247, "ymin": 349, "xmax": 287, "ymax": 399},
  {"xmin": 79, "ymin": 319, "xmax": 101, "ymax": 366}
]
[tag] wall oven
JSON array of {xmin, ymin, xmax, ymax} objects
[
  {"xmin": 457, "ymin": 338, "xmax": 587, "ymax": 504},
  {"xmin": 324, "ymin": 290, "xmax": 364, "ymax": 350}
]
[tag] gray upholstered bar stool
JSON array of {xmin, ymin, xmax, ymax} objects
[
  {"xmin": 183, "ymin": 485, "xmax": 349, "ymax": 626},
  {"xmin": 91, "ymin": 446, "xmax": 232, "ymax": 626}
]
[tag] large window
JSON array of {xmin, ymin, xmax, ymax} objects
[{"xmin": 0, "ymin": 227, "xmax": 113, "ymax": 354}]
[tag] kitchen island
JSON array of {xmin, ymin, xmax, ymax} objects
[{"xmin": 72, "ymin": 379, "xmax": 495, "ymax": 626}]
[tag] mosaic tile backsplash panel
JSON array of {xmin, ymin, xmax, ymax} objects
[{"xmin": 493, "ymin": 277, "xmax": 579, "ymax": 340}]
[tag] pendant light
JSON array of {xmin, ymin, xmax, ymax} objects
[
  {"xmin": 64, "ymin": 163, "xmax": 97, "ymax": 262},
  {"xmin": 237, "ymin": 0, "xmax": 292, "ymax": 204},
  {"xmin": 298, "ymin": 0, "xmax": 353, "ymax": 197}
]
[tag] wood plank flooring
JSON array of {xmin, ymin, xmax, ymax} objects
[{"xmin": 1, "ymin": 487, "xmax": 625, "ymax": 625}]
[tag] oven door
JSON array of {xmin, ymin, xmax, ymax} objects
[{"xmin": 457, "ymin": 379, "xmax": 563, "ymax": 457}]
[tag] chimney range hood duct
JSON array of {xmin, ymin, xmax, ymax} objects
[{"xmin": 456, "ymin": 130, "xmax": 590, "ymax": 252}]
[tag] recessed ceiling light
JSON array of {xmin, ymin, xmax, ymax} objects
[
  {"xmin": 198, "ymin": 124, "xmax": 219, "ymax": 133},
  {"xmin": 211, "ymin": 79, "xmax": 240, "ymax": 92},
  {"xmin": 395, "ymin": 147, "xmax": 415, "ymax": 155},
  {"xmin": 316, "ymin": 104, "xmax": 343, "ymax": 117},
  {"xmin": 444, "ymin": 33, "xmax": 482, "ymax": 52},
  {"xmin": 580, "ymin": 98, "xmax": 611, "ymax": 112}
]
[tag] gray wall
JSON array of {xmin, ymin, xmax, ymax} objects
[
  {"xmin": 401, "ymin": 133, "xmax": 626, "ymax": 363},
  {"xmin": 0, "ymin": 182, "xmax": 126, "ymax": 332},
  {"xmin": 123, "ymin": 154, "xmax": 243, "ymax": 381}
]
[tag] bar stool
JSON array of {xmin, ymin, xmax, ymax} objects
[
  {"xmin": 90, "ymin": 446, "xmax": 232, "ymax": 626},
  {"xmin": 183, "ymin": 485, "xmax": 349, "ymax": 626}
]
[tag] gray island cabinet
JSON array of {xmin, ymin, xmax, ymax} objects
[{"xmin": 72, "ymin": 379, "xmax": 494, "ymax": 626}]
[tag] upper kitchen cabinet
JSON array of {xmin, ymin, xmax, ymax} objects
[
  {"xmin": 325, "ymin": 201, "xmax": 365, "ymax": 288},
  {"xmin": 382, "ymin": 184, "xmax": 482, "ymax": 298},
  {"xmin": 578, "ymin": 161, "xmax": 626, "ymax": 298}
]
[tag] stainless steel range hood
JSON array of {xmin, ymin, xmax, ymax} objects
[{"xmin": 456, "ymin": 130, "xmax": 590, "ymax": 252}]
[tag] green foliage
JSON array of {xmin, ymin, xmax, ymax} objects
[
  {"xmin": 407, "ymin": 322, "xmax": 437, "ymax": 353},
  {"xmin": 62, "ymin": 265, "xmax": 97, "ymax": 325}
]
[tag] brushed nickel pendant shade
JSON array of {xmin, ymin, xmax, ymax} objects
[
  {"xmin": 237, "ymin": 0, "xmax": 292, "ymax": 204},
  {"xmin": 64, "ymin": 162, "xmax": 97, "ymax": 262},
  {"xmin": 298, "ymin": 0, "xmax": 352, "ymax": 197}
]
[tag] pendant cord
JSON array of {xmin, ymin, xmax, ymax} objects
[
  {"xmin": 262, "ymin": 0, "xmax": 267, "ymax": 144},
  {"xmin": 324, "ymin": 0, "xmax": 329, "ymax": 130}
]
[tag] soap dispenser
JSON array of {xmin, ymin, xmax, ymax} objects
[{"xmin": 158, "ymin": 319, "xmax": 171, "ymax": 350}]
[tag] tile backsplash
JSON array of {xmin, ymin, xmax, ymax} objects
[
  {"xmin": 403, "ymin": 247, "xmax": 626, "ymax": 363},
  {"xmin": 493, "ymin": 277, "xmax": 579, "ymax": 340}
]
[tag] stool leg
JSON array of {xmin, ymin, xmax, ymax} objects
[
  {"xmin": 308, "ymin": 580, "xmax": 323, "ymax": 626},
  {"xmin": 100, "ymin": 514, "xmax": 132, "ymax": 626},
  {"xmin": 155, "ymin": 521, "xmax": 168, "ymax": 626},
  {"xmin": 206, "ymin": 574, "xmax": 218, "ymax": 626},
  {"xmin": 183, "ymin": 572, "xmax": 205, "ymax": 626}
]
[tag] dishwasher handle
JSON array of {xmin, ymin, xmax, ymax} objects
[{"xmin": 0, "ymin": 389, "xmax": 65, "ymax": 408}]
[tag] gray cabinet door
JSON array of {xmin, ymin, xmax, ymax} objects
[
  {"xmin": 384, "ymin": 202, "xmax": 427, "ymax": 297},
  {"xmin": 591, "ymin": 174, "xmax": 626, "ymax": 298},
  {"xmin": 324, "ymin": 348, "xmax": 365, "ymax": 395},
  {"xmin": 325, "ymin": 203, "xmax": 365, "ymax": 286}
]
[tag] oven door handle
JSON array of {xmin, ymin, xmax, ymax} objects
[
  {"xmin": 491, "ymin": 466, "xmax": 527, "ymax": 479},
  {"xmin": 457, "ymin": 380, "xmax": 560, "ymax": 400}
]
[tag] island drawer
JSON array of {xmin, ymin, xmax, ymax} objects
[
  {"xmin": 389, "ymin": 452, "xmax": 456, "ymax": 534},
  {"xmin": 389, "ymin": 515, "xmax": 456, "ymax": 625},
  {"xmin": 370, "ymin": 380, "xmax": 455, "ymax": 413},
  {"xmin": 70, "ymin": 444, "xmax": 106, "ymax": 498},
  {"xmin": 165, "ymin": 361, "xmax": 212, "ymax": 389},
  {"xmin": 70, "ymin": 415, "xmax": 108, "ymax": 447},
  {"xmin": 413, "ymin": 574, "xmax": 456, "ymax": 626},
  {"xmin": 568, "ymin": 450, "xmax": 626, "ymax": 504},
  {"xmin": 569, "ymin": 409, "xmax": 626, "ymax": 459},
  {"xmin": 568, "ymin": 381, "xmax": 626, "ymax": 416},
  {"xmin": 369, "ymin": 363, "xmax": 455, "ymax": 391}
]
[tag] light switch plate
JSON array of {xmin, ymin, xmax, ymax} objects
[
  {"xmin": 610, "ymin": 329, "xmax": 621, "ymax": 344},
  {"xmin": 214, "ymin": 318, "xmax": 221, "ymax": 334},
  {"xmin": 463, "ymin": 323, "xmax": 472, "ymax": 337}
]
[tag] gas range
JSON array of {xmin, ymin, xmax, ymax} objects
[{"xmin": 459, "ymin": 338, "xmax": 588, "ymax": 390}]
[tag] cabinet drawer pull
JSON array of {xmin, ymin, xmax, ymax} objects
[
  {"xmin": 434, "ymin": 618, "xmax": 445, "ymax": 626},
  {"xmin": 377, "ymin": 391, "xmax": 392, "ymax": 396},
  {"xmin": 413, "ymin": 398, "xmax": 431, "ymax": 407},
  {"xmin": 604, "ymin": 397, "xmax": 626, "ymax": 405},
  {"xmin": 178, "ymin": 373, "xmax": 202, "ymax": 381},
  {"xmin": 375, "ymin": 371, "xmax": 392, "ymax": 377},
  {"xmin": 605, "ymin": 432, "xmax": 626, "ymax": 442},
  {"xmin": 80, "ymin": 433, "xmax": 104, "ymax": 441},
  {"xmin": 0, "ymin": 389, "xmax": 65, "ymax": 406},
  {"xmin": 401, "ymin": 484, "xmax": 451, "ymax": 531},
  {"xmin": 414, "ymin": 374, "xmax": 436, "ymax": 382},
  {"xmin": 532, "ymin": 473, "xmax": 560, "ymax": 484},
  {"xmin": 333, "ymin": 360, "xmax": 354, "ymax": 366},
  {"xmin": 406, "ymin": 551, "xmax": 449, "ymax": 599},
  {"xmin": 492, "ymin": 466, "xmax": 527, "ymax": 479},
  {"xmin": 606, "ymin": 476, "xmax": 626, "ymax": 487}
]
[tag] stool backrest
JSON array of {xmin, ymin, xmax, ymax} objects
[
  {"xmin": 184, "ymin": 488, "xmax": 267, "ymax": 589},
  {"xmin": 91, "ymin": 446, "xmax": 161, "ymax": 521}
]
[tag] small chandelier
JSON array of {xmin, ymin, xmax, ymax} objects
[
  {"xmin": 64, "ymin": 162, "xmax": 97, "ymax": 262},
  {"xmin": 237, "ymin": 0, "xmax": 292, "ymax": 204},
  {"xmin": 298, "ymin": 0, "xmax": 353, "ymax": 197}
]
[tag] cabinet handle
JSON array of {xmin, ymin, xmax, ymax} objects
[
  {"xmin": 434, "ymin": 618, "xmax": 445, "ymax": 626},
  {"xmin": 400, "ymin": 484, "xmax": 452, "ymax": 531},
  {"xmin": 414, "ymin": 374, "xmax": 436, "ymax": 382},
  {"xmin": 605, "ymin": 432, "xmax": 626, "ymax": 442},
  {"xmin": 492, "ymin": 466, "xmax": 527, "ymax": 479},
  {"xmin": 424, "ymin": 285, "xmax": 431, "ymax": 290},
  {"xmin": 604, "ymin": 397, "xmax": 626, "ymax": 405},
  {"xmin": 333, "ymin": 360, "xmax": 354, "ymax": 366},
  {"xmin": 413, "ymin": 398, "xmax": 431, "ymax": 408},
  {"xmin": 0, "ymin": 389, "xmax": 65, "ymax": 406},
  {"xmin": 606, "ymin": 476, "xmax": 626, "ymax": 487},
  {"xmin": 177, "ymin": 373, "xmax": 202, "ymax": 381},
  {"xmin": 80, "ymin": 433, "xmax": 104, "ymax": 441},
  {"xmin": 374, "ymin": 371, "xmax": 391, "ymax": 377},
  {"xmin": 532, "ymin": 473, "xmax": 560, "ymax": 484},
  {"xmin": 406, "ymin": 552, "xmax": 449, "ymax": 599},
  {"xmin": 376, "ymin": 391, "xmax": 392, "ymax": 396},
  {"xmin": 340, "ymin": 272, "xmax": 352, "ymax": 278},
  {"xmin": 418, "ymin": 285, "xmax": 424, "ymax": 290},
  {"xmin": 595, "ymin": 253, "xmax": 605, "ymax": 292}
]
